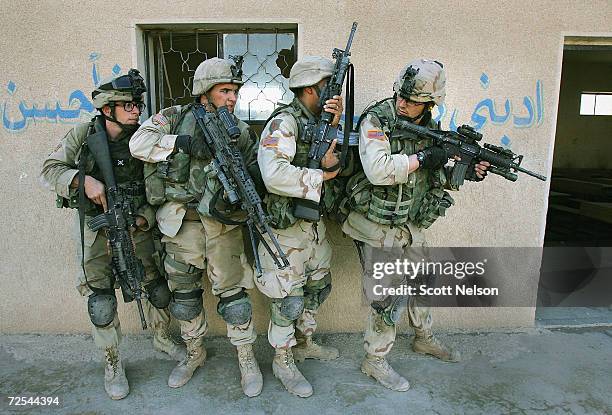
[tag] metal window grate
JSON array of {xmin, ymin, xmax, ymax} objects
[{"xmin": 143, "ymin": 28, "xmax": 297, "ymax": 123}]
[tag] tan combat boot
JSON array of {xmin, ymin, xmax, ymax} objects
[
  {"xmin": 167, "ymin": 338, "xmax": 206, "ymax": 388},
  {"xmin": 292, "ymin": 332, "xmax": 339, "ymax": 362},
  {"xmin": 272, "ymin": 347, "xmax": 313, "ymax": 398},
  {"xmin": 153, "ymin": 326, "xmax": 187, "ymax": 361},
  {"xmin": 412, "ymin": 329, "xmax": 460, "ymax": 362},
  {"xmin": 237, "ymin": 344, "xmax": 263, "ymax": 397},
  {"xmin": 361, "ymin": 354, "xmax": 410, "ymax": 392},
  {"xmin": 104, "ymin": 346, "xmax": 129, "ymax": 400}
]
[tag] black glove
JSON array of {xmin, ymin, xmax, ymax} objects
[
  {"xmin": 465, "ymin": 161, "xmax": 488, "ymax": 182},
  {"xmin": 174, "ymin": 134, "xmax": 210, "ymax": 159},
  {"xmin": 416, "ymin": 146, "xmax": 448, "ymax": 169}
]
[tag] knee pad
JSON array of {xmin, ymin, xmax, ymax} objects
[
  {"xmin": 304, "ymin": 273, "xmax": 332, "ymax": 311},
  {"xmin": 217, "ymin": 290, "xmax": 252, "ymax": 325},
  {"xmin": 87, "ymin": 289, "xmax": 117, "ymax": 328},
  {"xmin": 169, "ymin": 289, "xmax": 204, "ymax": 321},
  {"xmin": 371, "ymin": 295, "xmax": 407, "ymax": 327},
  {"xmin": 145, "ymin": 277, "xmax": 171, "ymax": 309},
  {"xmin": 270, "ymin": 296, "xmax": 304, "ymax": 327}
]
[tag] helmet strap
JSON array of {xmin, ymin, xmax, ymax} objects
[
  {"xmin": 103, "ymin": 103, "xmax": 139, "ymax": 134},
  {"xmin": 202, "ymin": 93, "xmax": 217, "ymax": 112}
]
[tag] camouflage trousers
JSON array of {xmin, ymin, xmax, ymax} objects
[
  {"xmin": 254, "ymin": 219, "xmax": 332, "ymax": 349},
  {"xmin": 162, "ymin": 213, "xmax": 256, "ymax": 346},
  {"xmin": 353, "ymin": 222, "xmax": 433, "ymax": 358},
  {"xmin": 76, "ymin": 222, "xmax": 170, "ymax": 349}
]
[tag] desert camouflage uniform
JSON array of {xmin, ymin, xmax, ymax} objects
[
  {"xmin": 256, "ymin": 98, "xmax": 332, "ymax": 349},
  {"xmin": 41, "ymin": 117, "xmax": 171, "ymax": 350},
  {"xmin": 129, "ymin": 104, "xmax": 257, "ymax": 347}
]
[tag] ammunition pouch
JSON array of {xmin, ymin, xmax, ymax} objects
[
  {"xmin": 265, "ymin": 193, "xmax": 299, "ymax": 230},
  {"xmin": 412, "ymin": 188, "xmax": 454, "ymax": 229},
  {"xmin": 144, "ymin": 152, "xmax": 192, "ymax": 206}
]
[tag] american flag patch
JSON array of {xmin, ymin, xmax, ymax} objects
[
  {"xmin": 262, "ymin": 135, "xmax": 279, "ymax": 148},
  {"xmin": 367, "ymin": 129, "xmax": 385, "ymax": 140},
  {"xmin": 151, "ymin": 114, "xmax": 168, "ymax": 127}
]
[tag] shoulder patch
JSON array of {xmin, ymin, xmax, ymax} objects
[
  {"xmin": 162, "ymin": 106, "xmax": 179, "ymax": 117},
  {"xmin": 262, "ymin": 135, "xmax": 279, "ymax": 148},
  {"xmin": 366, "ymin": 130, "xmax": 386, "ymax": 140},
  {"xmin": 268, "ymin": 118, "xmax": 283, "ymax": 134},
  {"xmin": 367, "ymin": 113, "xmax": 382, "ymax": 128}
]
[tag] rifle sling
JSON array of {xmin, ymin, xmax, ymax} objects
[
  {"xmin": 209, "ymin": 187, "xmax": 245, "ymax": 226},
  {"xmin": 340, "ymin": 63, "xmax": 355, "ymax": 168}
]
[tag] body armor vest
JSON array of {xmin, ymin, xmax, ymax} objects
[
  {"xmin": 263, "ymin": 99, "xmax": 318, "ymax": 229},
  {"xmin": 143, "ymin": 104, "xmax": 250, "ymax": 216},
  {"xmin": 61, "ymin": 117, "xmax": 147, "ymax": 215},
  {"xmin": 345, "ymin": 98, "xmax": 454, "ymax": 229}
]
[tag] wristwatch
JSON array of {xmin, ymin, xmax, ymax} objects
[{"xmin": 415, "ymin": 151, "xmax": 425, "ymax": 167}]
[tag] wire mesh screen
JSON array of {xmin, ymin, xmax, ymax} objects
[{"xmin": 147, "ymin": 28, "xmax": 297, "ymax": 122}]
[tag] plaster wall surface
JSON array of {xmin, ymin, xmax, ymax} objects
[{"xmin": 1, "ymin": 0, "xmax": 611, "ymax": 335}]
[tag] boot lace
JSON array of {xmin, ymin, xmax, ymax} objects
[{"xmin": 105, "ymin": 347, "xmax": 119, "ymax": 375}]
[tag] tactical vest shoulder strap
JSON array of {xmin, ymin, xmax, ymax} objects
[
  {"xmin": 171, "ymin": 104, "xmax": 193, "ymax": 135},
  {"xmin": 357, "ymin": 97, "xmax": 395, "ymax": 132},
  {"xmin": 264, "ymin": 101, "xmax": 305, "ymax": 139}
]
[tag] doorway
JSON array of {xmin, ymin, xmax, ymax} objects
[{"xmin": 537, "ymin": 38, "xmax": 612, "ymax": 326}]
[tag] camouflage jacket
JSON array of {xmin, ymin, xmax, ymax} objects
[
  {"xmin": 342, "ymin": 98, "xmax": 454, "ymax": 246},
  {"xmin": 129, "ymin": 104, "xmax": 257, "ymax": 237},
  {"xmin": 40, "ymin": 116, "xmax": 156, "ymax": 243}
]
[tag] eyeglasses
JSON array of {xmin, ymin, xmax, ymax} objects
[{"xmin": 118, "ymin": 101, "xmax": 146, "ymax": 112}]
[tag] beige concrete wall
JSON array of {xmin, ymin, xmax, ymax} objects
[
  {"xmin": 1, "ymin": 0, "xmax": 611, "ymax": 335},
  {"xmin": 553, "ymin": 59, "xmax": 612, "ymax": 169}
]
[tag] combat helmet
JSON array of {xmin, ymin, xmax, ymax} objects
[
  {"xmin": 288, "ymin": 56, "xmax": 334, "ymax": 91},
  {"xmin": 91, "ymin": 69, "xmax": 147, "ymax": 109},
  {"xmin": 393, "ymin": 58, "xmax": 446, "ymax": 106},
  {"xmin": 192, "ymin": 56, "xmax": 244, "ymax": 96}
]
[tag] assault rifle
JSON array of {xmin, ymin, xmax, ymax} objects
[
  {"xmin": 395, "ymin": 120, "xmax": 547, "ymax": 187},
  {"xmin": 293, "ymin": 21, "xmax": 358, "ymax": 221},
  {"xmin": 191, "ymin": 104, "xmax": 290, "ymax": 275},
  {"xmin": 86, "ymin": 131, "xmax": 148, "ymax": 329}
]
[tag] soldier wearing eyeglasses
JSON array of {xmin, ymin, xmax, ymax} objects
[{"xmin": 41, "ymin": 70, "xmax": 184, "ymax": 400}]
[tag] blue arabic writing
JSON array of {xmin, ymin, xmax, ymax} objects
[
  {"xmin": 1, "ymin": 53, "xmax": 122, "ymax": 132},
  {"xmin": 432, "ymin": 74, "xmax": 544, "ymax": 145}
]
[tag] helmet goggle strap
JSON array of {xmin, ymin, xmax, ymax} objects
[
  {"xmin": 98, "ymin": 69, "xmax": 147, "ymax": 97},
  {"xmin": 398, "ymin": 65, "xmax": 419, "ymax": 102},
  {"xmin": 229, "ymin": 55, "xmax": 244, "ymax": 81}
]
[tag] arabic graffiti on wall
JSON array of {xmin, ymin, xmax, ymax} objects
[
  {"xmin": 2, "ymin": 55, "xmax": 544, "ymax": 147},
  {"xmin": 432, "ymin": 72, "xmax": 544, "ymax": 146},
  {"xmin": 1, "ymin": 53, "xmax": 122, "ymax": 133},
  {"xmin": 336, "ymin": 72, "xmax": 544, "ymax": 147}
]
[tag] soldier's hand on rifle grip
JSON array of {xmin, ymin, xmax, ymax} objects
[
  {"xmin": 416, "ymin": 146, "xmax": 449, "ymax": 170},
  {"xmin": 83, "ymin": 175, "xmax": 108, "ymax": 211},
  {"xmin": 324, "ymin": 95, "xmax": 343, "ymax": 127},
  {"xmin": 467, "ymin": 160, "xmax": 490, "ymax": 181},
  {"xmin": 475, "ymin": 160, "xmax": 490, "ymax": 179},
  {"xmin": 134, "ymin": 215, "xmax": 148, "ymax": 230},
  {"xmin": 321, "ymin": 139, "xmax": 340, "ymax": 180}
]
